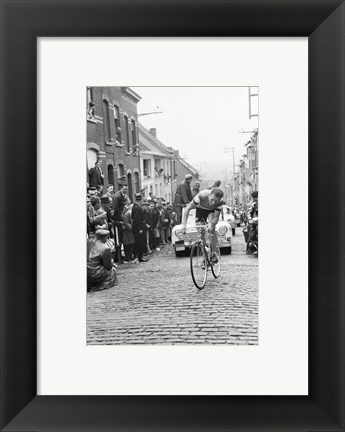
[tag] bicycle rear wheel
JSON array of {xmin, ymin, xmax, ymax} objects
[
  {"xmin": 211, "ymin": 241, "xmax": 221, "ymax": 278},
  {"xmin": 190, "ymin": 242, "xmax": 207, "ymax": 290}
]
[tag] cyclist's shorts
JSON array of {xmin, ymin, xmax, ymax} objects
[{"xmin": 196, "ymin": 208, "xmax": 214, "ymax": 223}]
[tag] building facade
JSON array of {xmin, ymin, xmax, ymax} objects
[
  {"xmin": 138, "ymin": 125, "xmax": 175, "ymax": 203},
  {"xmin": 138, "ymin": 125, "xmax": 200, "ymax": 203},
  {"xmin": 171, "ymin": 152, "xmax": 199, "ymax": 195},
  {"xmin": 87, "ymin": 86, "xmax": 141, "ymax": 200},
  {"xmin": 233, "ymin": 129, "xmax": 258, "ymax": 205}
]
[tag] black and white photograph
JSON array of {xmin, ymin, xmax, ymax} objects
[{"xmin": 87, "ymin": 86, "xmax": 259, "ymax": 345}]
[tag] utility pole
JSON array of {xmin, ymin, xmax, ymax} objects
[{"xmin": 224, "ymin": 147, "xmax": 235, "ymax": 177}]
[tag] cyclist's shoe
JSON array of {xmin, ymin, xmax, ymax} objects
[
  {"xmin": 201, "ymin": 260, "xmax": 206, "ymax": 270},
  {"xmin": 210, "ymin": 253, "xmax": 219, "ymax": 264}
]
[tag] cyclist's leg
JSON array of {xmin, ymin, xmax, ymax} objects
[
  {"xmin": 207, "ymin": 213, "xmax": 219, "ymax": 263},
  {"xmin": 207, "ymin": 213, "xmax": 216, "ymax": 251}
]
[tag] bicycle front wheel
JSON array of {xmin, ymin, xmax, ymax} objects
[
  {"xmin": 190, "ymin": 242, "xmax": 207, "ymax": 290},
  {"xmin": 211, "ymin": 241, "xmax": 221, "ymax": 279}
]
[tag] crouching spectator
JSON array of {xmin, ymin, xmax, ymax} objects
[{"xmin": 87, "ymin": 229, "xmax": 117, "ymax": 291}]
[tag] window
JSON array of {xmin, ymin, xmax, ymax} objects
[
  {"xmin": 114, "ymin": 105, "xmax": 121, "ymax": 143},
  {"xmin": 143, "ymin": 159, "xmax": 151, "ymax": 178},
  {"xmin": 134, "ymin": 172, "xmax": 139, "ymax": 193},
  {"xmin": 118, "ymin": 164, "xmax": 124, "ymax": 178},
  {"xmin": 107, "ymin": 164, "xmax": 114, "ymax": 187},
  {"xmin": 87, "ymin": 87, "xmax": 93, "ymax": 104},
  {"xmin": 102, "ymin": 100, "xmax": 111, "ymax": 143},
  {"xmin": 124, "ymin": 116, "xmax": 130, "ymax": 152},
  {"xmin": 87, "ymin": 87, "xmax": 95, "ymax": 119},
  {"xmin": 131, "ymin": 120, "xmax": 136, "ymax": 148}
]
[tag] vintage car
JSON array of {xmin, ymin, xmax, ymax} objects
[
  {"xmin": 172, "ymin": 207, "xmax": 232, "ymax": 257},
  {"xmin": 222, "ymin": 205, "xmax": 237, "ymax": 229}
]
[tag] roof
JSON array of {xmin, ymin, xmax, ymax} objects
[
  {"xmin": 138, "ymin": 123, "xmax": 175, "ymax": 158},
  {"xmin": 138, "ymin": 123, "xmax": 199, "ymax": 175},
  {"xmin": 178, "ymin": 157, "xmax": 199, "ymax": 176}
]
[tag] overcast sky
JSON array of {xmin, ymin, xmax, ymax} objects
[{"xmin": 134, "ymin": 86, "xmax": 258, "ymax": 177}]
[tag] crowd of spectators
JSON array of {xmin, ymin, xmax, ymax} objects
[{"xmin": 87, "ymin": 181, "xmax": 178, "ymax": 291}]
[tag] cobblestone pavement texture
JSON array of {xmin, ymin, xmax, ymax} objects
[{"xmin": 87, "ymin": 227, "xmax": 258, "ymax": 345}]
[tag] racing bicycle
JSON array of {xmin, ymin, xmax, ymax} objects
[{"xmin": 187, "ymin": 224, "xmax": 221, "ymax": 290}]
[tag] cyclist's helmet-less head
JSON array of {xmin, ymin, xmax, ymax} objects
[{"xmin": 209, "ymin": 187, "xmax": 224, "ymax": 206}]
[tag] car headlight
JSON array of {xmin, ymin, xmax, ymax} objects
[
  {"xmin": 175, "ymin": 228, "xmax": 184, "ymax": 238},
  {"xmin": 218, "ymin": 225, "xmax": 228, "ymax": 235}
]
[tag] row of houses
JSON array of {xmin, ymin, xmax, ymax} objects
[
  {"xmin": 234, "ymin": 129, "xmax": 259, "ymax": 205},
  {"xmin": 223, "ymin": 129, "xmax": 258, "ymax": 205},
  {"xmin": 87, "ymin": 86, "xmax": 199, "ymax": 202}
]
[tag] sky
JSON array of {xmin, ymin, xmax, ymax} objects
[{"xmin": 134, "ymin": 86, "xmax": 258, "ymax": 180}]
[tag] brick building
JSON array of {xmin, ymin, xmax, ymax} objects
[{"xmin": 87, "ymin": 86, "xmax": 141, "ymax": 200}]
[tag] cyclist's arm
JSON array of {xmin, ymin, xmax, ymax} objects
[{"xmin": 181, "ymin": 201, "xmax": 196, "ymax": 226}]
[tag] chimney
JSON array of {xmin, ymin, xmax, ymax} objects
[{"xmin": 149, "ymin": 128, "xmax": 157, "ymax": 138}]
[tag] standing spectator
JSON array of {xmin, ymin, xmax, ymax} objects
[
  {"xmin": 141, "ymin": 200, "xmax": 151, "ymax": 255},
  {"xmin": 166, "ymin": 204, "xmax": 175, "ymax": 242},
  {"xmin": 155, "ymin": 204, "xmax": 164, "ymax": 249},
  {"xmin": 141, "ymin": 200, "xmax": 152, "ymax": 254},
  {"xmin": 122, "ymin": 203, "xmax": 135, "ymax": 261},
  {"xmin": 140, "ymin": 188, "xmax": 146, "ymax": 199},
  {"xmin": 191, "ymin": 181, "xmax": 201, "ymax": 198},
  {"xmin": 112, "ymin": 183, "xmax": 128, "ymax": 262},
  {"xmin": 173, "ymin": 174, "xmax": 193, "ymax": 224},
  {"xmin": 148, "ymin": 201, "xmax": 160, "ymax": 252},
  {"xmin": 88, "ymin": 160, "xmax": 104, "ymax": 189},
  {"xmin": 170, "ymin": 210, "xmax": 178, "ymax": 229},
  {"xmin": 100, "ymin": 195, "xmax": 114, "ymax": 237},
  {"xmin": 132, "ymin": 193, "xmax": 148, "ymax": 262},
  {"xmin": 160, "ymin": 202, "xmax": 171, "ymax": 244},
  {"xmin": 105, "ymin": 184, "xmax": 115, "ymax": 208}
]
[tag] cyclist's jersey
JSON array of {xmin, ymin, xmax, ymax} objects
[{"xmin": 193, "ymin": 190, "xmax": 224, "ymax": 222}]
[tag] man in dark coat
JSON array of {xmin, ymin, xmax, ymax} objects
[
  {"xmin": 88, "ymin": 161, "xmax": 104, "ymax": 188},
  {"xmin": 173, "ymin": 174, "xmax": 193, "ymax": 224},
  {"xmin": 112, "ymin": 183, "xmax": 128, "ymax": 261},
  {"xmin": 112, "ymin": 183, "xmax": 128, "ymax": 225},
  {"xmin": 132, "ymin": 193, "xmax": 148, "ymax": 262},
  {"xmin": 148, "ymin": 201, "xmax": 160, "ymax": 252}
]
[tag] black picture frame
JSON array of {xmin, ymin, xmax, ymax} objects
[{"xmin": 1, "ymin": 1, "xmax": 344, "ymax": 431}]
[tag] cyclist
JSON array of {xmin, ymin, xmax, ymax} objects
[{"xmin": 181, "ymin": 187, "xmax": 225, "ymax": 263}]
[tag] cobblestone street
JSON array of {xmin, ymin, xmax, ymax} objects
[{"xmin": 87, "ymin": 228, "xmax": 258, "ymax": 345}]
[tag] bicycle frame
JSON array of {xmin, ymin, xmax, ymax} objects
[{"xmin": 187, "ymin": 224, "xmax": 221, "ymax": 289}]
